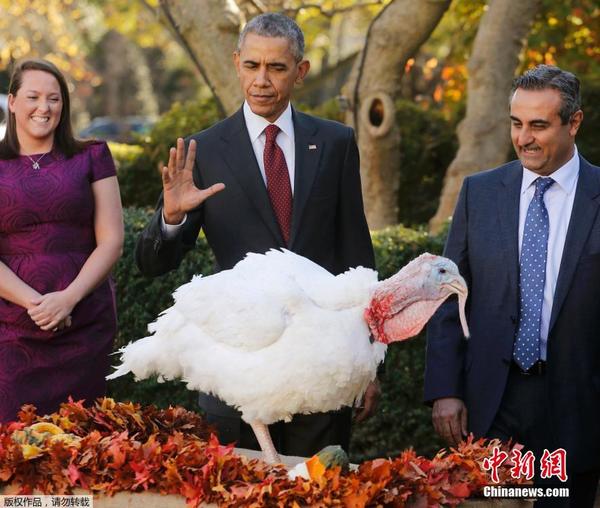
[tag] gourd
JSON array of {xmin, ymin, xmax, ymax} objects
[{"xmin": 305, "ymin": 445, "xmax": 350, "ymax": 479}]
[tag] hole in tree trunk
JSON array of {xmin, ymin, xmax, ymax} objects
[
  {"xmin": 360, "ymin": 92, "xmax": 394, "ymax": 138},
  {"xmin": 368, "ymin": 98, "xmax": 384, "ymax": 127}
]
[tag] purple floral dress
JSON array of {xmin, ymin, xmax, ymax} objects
[{"xmin": 0, "ymin": 141, "xmax": 117, "ymax": 422}]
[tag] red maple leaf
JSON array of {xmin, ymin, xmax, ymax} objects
[{"xmin": 65, "ymin": 464, "xmax": 88, "ymax": 489}]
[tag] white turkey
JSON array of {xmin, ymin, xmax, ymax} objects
[{"xmin": 108, "ymin": 249, "xmax": 469, "ymax": 463}]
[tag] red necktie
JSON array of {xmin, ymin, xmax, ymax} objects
[{"xmin": 263, "ymin": 124, "xmax": 292, "ymax": 245}]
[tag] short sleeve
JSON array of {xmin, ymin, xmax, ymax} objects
[{"xmin": 89, "ymin": 141, "xmax": 117, "ymax": 182}]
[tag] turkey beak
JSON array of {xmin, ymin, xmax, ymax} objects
[{"xmin": 444, "ymin": 276, "xmax": 470, "ymax": 339}]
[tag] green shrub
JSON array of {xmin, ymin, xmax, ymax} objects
[
  {"xmin": 143, "ymin": 99, "xmax": 221, "ymax": 169},
  {"xmin": 108, "ymin": 208, "xmax": 448, "ymax": 460},
  {"xmin": 109, "ymin": 142, "xmax": 159, "ymax": 208},
  {"xmin": 371, "ymin": 224, "xmax": 446, "ymax": 279},
  {"xmin": 395, "ymin": 100, "xmax": 457, "ymax": 226},
  {"xmin": 109, "ymin": 142, "xmax": 145, "ymax": 163},
  {"xmin": 300, "ymin": 97, "xmax": 345, "ymax": 123}
]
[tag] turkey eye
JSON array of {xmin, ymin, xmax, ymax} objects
[{"xmin": 439, "ymin": 268, "xmax": 446, "ymax": 274}]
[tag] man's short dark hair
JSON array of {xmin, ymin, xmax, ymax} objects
[
  {"xmin": 511, "ymin": 65, "xmax": 581, "ymax": 124},
  {"xmin": 237, "ymin": 13, "xmax": 305, "ymax": 62}
]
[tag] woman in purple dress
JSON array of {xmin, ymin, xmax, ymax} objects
[{"xmin": 0, "ymin": 59, "xmax": 123, "ymax": 422}]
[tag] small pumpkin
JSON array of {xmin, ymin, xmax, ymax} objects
[{"xmin": 305, "ymin": 445, "xmax": 350, "ymax": 480}]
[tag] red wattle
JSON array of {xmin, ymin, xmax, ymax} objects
[{"xmin": 364, "ymin": 294, "xmax": 393, "ymax": 344}]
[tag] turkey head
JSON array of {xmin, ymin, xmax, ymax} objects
[{"xmin": 365, "ymin": 253, "xmax": 469, "ymax": 344}]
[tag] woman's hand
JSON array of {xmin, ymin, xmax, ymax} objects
[
  {"xmin": 28, "ymin": 291, "xmax": 77, "ymax": 331},
  {"xmin": 54, "ymin": 315, "xmax": 73, "ymax": 332}
]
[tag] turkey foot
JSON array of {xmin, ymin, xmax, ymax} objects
[{"xmin": 250, "ymin": 420, "xmax": 280, "ymax": 464}]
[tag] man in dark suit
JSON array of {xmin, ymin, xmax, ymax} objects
[
  {"xmin": 425, "ymin": 65, "xmax": 599, "ymax": 507},
  {"xmin": 135, "ymin": 13, "xmax": 377, "ymax": 457}
]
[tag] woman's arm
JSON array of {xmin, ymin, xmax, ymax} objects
[
  {"xmin": 0, "ymin": 261, "xmax": 42, "ymax": 309},
  {"xmin": 28, "ymin": 176, "xmax": 124, "ymax": 331}
]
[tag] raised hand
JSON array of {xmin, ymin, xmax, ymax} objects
[{"xmin": 162, "ymin": 138, "xmax": 225, "ymax": 224}]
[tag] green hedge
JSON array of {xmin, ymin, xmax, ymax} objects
[
  {"xmin": 395, "ymin": 100, "xmax": 457, "ymax": 226},
  {"xmin": 108, "ymin": 208, "xmax": 447, "ymax": 460},
  {"xmin": 108, "ymin": 143, "xmax": 157, "ymax": 209}
]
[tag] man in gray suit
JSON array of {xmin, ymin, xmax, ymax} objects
[
  {"xmin": 135, "ymin": 13, "xmax": 378, "ymax": 457},
  {"xmin": 425, "ymin": 65, "xmax": 599, "ymax": 506}
]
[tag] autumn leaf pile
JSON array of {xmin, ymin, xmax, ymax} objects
[{"xmin": 0, "ymin": 398, "xmax": 527, "ymax": 507}]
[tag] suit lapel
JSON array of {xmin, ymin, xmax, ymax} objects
[
  {"xmin": 219, "ymin": 108, "xmax": 283, "ymax": 245},
  {"xmin": 289, "ymin": 109, "xmax": 321, "ymax": 248},
  {"xmin": 549, "ymin": 157, "xmax": 600, "ymax": 332},
  {"xmin": 497, "ymin": 161, "xmax": 523, "ymax": 294}
]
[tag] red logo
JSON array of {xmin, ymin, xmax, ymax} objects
[
  {"xmin": 509, "ymin": 448, "xmax": 535, "ymax": 481},
  {"xmin": 483, "ymin": 447, "xmax": 568, "ymax": 483},
  {"xmin": 540, "ymin": 448, "xmax": 568, "ymax": 482},
  {"xmin": 482, "ymin": 447, "xmax": 509, "ymax": 483}
]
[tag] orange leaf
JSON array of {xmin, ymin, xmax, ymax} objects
[
  {"xmin": 305, "ymin": 455, "xmax": 326, "ymax": 481},
  {"xmin": 448, "ymin": 482, "xmax": 471, "ymax": 498}
]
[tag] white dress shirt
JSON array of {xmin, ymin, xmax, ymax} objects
[
  {"xmin": 162, "ymin": 101, "xmax": 296, "ymax": 236},
  {"xmin": 243, "ymin": 101, "xmax": 295, "ymax": 193},
  {"xmin": 518, "ymin": 146, "xmax": 579, "ymax": 360}
]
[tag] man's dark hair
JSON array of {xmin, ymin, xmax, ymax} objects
[
  {"xmin": 237, "ymin": 13, "xmax": 305, "ymax": 62},
  {"xmin": 511, "ymin": 65, "xmax": 581, "ymax": 124}
]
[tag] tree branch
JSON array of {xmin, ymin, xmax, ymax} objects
[
  {"xmin": 158, "ymin": 0, "xmax": 227, "ymax": 117},
  {"xmin": 248, "ymin": 0, "xmax": 269, "ymax": 12},
  {"xmin": 139, "ymin": 0, "xmax": 158, "ymax": 16},
  {"xmin": 236, "ymin": 0, "xmax": 270, "ymax": 17}
]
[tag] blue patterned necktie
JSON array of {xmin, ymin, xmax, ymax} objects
[{"xmin": 513, "ymin": 177, "xmax": 555, "ymax": 371}]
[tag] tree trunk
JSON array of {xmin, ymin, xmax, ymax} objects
[
  {"xmin": 101, "ymin": 31, "xmax": 129, "ymax": 118},
  {"xmin": 429, "ymin": 0, "xmax": 542, "ymax": 233},
  {"xmin": 159, "ymin": 0, "xmax": 243, "ymax": 117},
  {"xmin": 343, "ymin": 0, "xmax": 452, "ymax": 230}
]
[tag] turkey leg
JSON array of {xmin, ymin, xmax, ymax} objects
[{"xmin": 249, "ymin": 421, "xmax": 280, "ymax": 464}]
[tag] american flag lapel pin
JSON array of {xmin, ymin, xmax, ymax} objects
[{"xmin": 308, "ymin": 144, "xmax": 317, "ymax": 150}]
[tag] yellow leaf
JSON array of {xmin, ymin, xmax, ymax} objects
[{"xmin": 21, "ymin": 444, "xmax": 44, "ymax": 460}]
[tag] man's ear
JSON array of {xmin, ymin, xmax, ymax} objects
[
  {"xmin": 296, "ymin": 60, "xmax": 310, "ymax": 84},
  {"xmin": 569, "ymin": 109, "xmax": 583, "ymax": 137}
]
